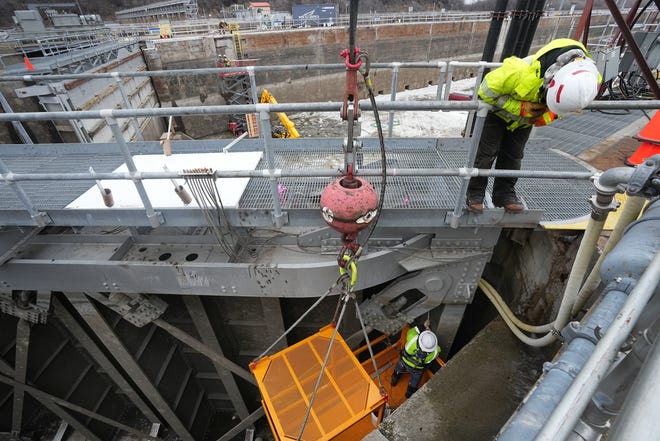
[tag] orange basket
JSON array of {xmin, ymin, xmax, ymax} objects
[{"xmin": 250, "ymin": 325, "xmax": 387, "ymax": 441}]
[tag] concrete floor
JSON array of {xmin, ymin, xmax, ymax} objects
[{"xmin": 363, "ymin": 317, "xmax": 549, "ymax": 441}]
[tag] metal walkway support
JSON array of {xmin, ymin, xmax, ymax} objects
[{"xmin": 52, "ymin": 296, "xmax": 162, "ymax": 425}]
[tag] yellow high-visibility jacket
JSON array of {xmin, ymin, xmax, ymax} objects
[
  {"xmin": 478, "ymin": 38, "xmax": 592, "ymax": 130},
  {"xmin": 401, "ymin": 326, "xmax": 440, "ymax": 370}
]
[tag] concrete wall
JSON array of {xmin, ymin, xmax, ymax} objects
[
  {"xmin": 139, "ymin": 14, "xmax": 610, "ymax": 114},
  {"xmin": 1, "ymin": 14, "xmax": 612, "ymax": 143},
  {"xmin": 142, "ymin": 37, "xmax": 232, "ymax": 139}
]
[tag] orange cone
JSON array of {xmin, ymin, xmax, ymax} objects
[
  {"xmin": 627, "ymin": 111, "xmax": 660, "ymax": 165},
  {"xmin": 626, "ymin": 141, "xmax": 660, "ymax": 166},
  {"xmin": 23, "ymin": 56, "xmax": 34, "ymax": 70}
]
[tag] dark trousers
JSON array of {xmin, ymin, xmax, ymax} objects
[
  {"xmin": 467, "ymin": 112, "xmax": 532, "ymax": 204},
  {"xmin": 394, "ymin": 358, "xmax": 424, "ymax": 390}
]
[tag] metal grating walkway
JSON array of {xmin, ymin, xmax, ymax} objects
[
  {"xmin": 0, "ymin": 141, "xmax": 594, "ymax": 225},
  {"xmin": 239, "ymin": 143, "xmax": 595, "ymax": 223},
  {"xmin": 1, "ymin": 108, "xmax": 649, "ymax": 227},
  {"xmin": 534, "ymin": 109, "xmax": 647, "ymax": 156}
]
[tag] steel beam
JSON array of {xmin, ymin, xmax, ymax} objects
[
  {"xmin": 153, "ymin": 318, "xmax": 256, "ymax": 386},
  {"xmin": 11, "ymin": 319, "xmax": 30, "ymax": 438},
  {"xmin": 0, "ymin": 374, "xmax": 163, "ymax": 441},
  {"xmin": 435, "ymin": 303, "xmax": 468, "ymax": 357},
  {"xmin": 603, "ymin": 0, "xmax": 660, "ymax": 99},
  {"xmin": 0, "ymin": 234, "xmax": 430, "ymax": 296},
  {"xmin": 0, "ymin": 358, "xmax": 13, "ymax": 376},
  {"xmin": 52, "ymin": 421, "xmax": 68, "ymax": 441},
  {"xmin": 63, "ymin": 292, "xmax": 195, "ymax": 441},
  {"xmin": 183, "ymin": 296, "xmax": 251, "ymax": 419},
  {"xmin": 0, "ymin": 373, "xmax": 103, "ymax": 441},
  {"xmin": 52, "ymin": 296, "xmax": 162, "ymax": 424},
  {"xmin": 215, "ymin": 408, "xmax": 265, "ymax": 441},
  {"xmin": 0, "ymin": 228, "xmax": 43, "ymax": 266}
]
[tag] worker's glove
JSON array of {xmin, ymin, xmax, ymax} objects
[
  {"xmin": 424, "ymin": 319, "xmax": 431, "ymax": 330},
  {"xmin": 520, "ymin": 101, "xmax": 547, "ymax": 118},
  {"xmin": 532, "ymin": 110, "xmax": 558, "ymax": 127}
]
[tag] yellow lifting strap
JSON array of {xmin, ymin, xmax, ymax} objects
[{"xmin": 339, "ymin": 254, "xmax": 358, "ymax": 287}]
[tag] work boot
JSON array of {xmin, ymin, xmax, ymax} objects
[
  {"xmin": 391, "ymin": 371, "xmax": 400, "ymax": 387},
  {"xmin": 501, "ymin": 202, "xmax": 524, "ymax": 213},
  {"xmin": 466, "ymin": 198, "xmax": 484, "ymax": 214},
  {"xmin": 405, "ymin": 386, "xmax": 416, "ymax": 398},
  {"xmin": 493, "ymin": 195, "xmax": 524, "ymax": 213}
]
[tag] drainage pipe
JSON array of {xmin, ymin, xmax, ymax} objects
[
  {"xmin": 510, "ymin": 168, "xmax": 625, "ymax": 347},
  {"xmin": 552, "ymin": 166, "xmax": 640, "ymax": 335}
]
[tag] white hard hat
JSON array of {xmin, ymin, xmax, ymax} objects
[
  {"xmin": 418, "ymin": 330, "xmax": 437, "ymax": 352},
  {"xmin": 545, "ymin": 59, "xmax": 600, "ymax": 115}
]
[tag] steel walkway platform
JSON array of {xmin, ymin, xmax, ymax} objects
[{"xmin": 0, "ymin": 136, "xmax": 596, "ymax": 229}]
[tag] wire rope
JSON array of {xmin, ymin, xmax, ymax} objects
[
  {"xmin": 296, "ymin": 292, "xmax": 351, "ymax": 441},
  {"xmin": 354, "ymin": 297, "xmax": 385, "ymax": 390},
  {"xmin": 356, "ymin": 53, "xmax": 387, "ymax": 247},
  {"xmin": 253, "ymin": 272, "xmax": 350, "ymax": 362},
  {"xmin": 185, "ymin": 169, "xmax": 242, "ymax": 259}
]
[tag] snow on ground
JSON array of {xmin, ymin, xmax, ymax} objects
[
  {"xmin": 290, "ymin": 77, "xmax": 478, "ymax": 138},
  {"xmin": 359, "ymin": 77, "xmax": 477, "ymax": 138}
]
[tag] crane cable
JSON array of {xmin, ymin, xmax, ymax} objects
[
  {"xmin": 295, "ymin": 1, "xmax": 390, "ymax": 437},
  {"xmin": 356, "ymin": 51, "xmax": 387, "ymax": 247},
  {"xmin": 296, "ymin": 262, "xmax": 387, "ymax": 440},
  {"xmin": 255, "ymin": 1, "xmax": 388, "ymax": 436},
  {"xmin": 252, "ymin": 271, "xmax": 351, "ymax": 363}
]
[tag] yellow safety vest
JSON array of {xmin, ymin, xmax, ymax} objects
[
  {"xmin": 478, "ymin": 38, "xmax": 592, "ymax": 130},
  {"xmin": 401, "ymin": 327, "xmax": 440, "ymax": 370}
]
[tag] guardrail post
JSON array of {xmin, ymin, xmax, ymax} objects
[
  {"xmin": 104, "ymin": 113, "xmax": 163, "ymax": 227},
  {"xmin": 111, "ymin": 72, "xmax": 144, "ymax": 141},
  {"xmin": 446, "ymin": 102, "xmax": 490, "ymax": 228},
  {"xmin": 388, "ymin": 63, "xmax": 400, "ymax": 138},
  {"xmin": 257, "ymin": 105, "xmax": 286, "ymax": 227},
  {"xmin": 0, "ymin": 158, "xmax": 51, "ymax": 226},
  {"xmin": 435, "ymin": 61, "xmax": 447, "ymax": 101}
]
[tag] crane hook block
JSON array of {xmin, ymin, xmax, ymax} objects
[{"xmin": 320, "ymin": 176, "xmax": 378, "ymax": 235}]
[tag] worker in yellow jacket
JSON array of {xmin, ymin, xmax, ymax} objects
[
  {"xmin": 391, "ymin": 319, "xmax": 441, "ymax": 398},
  {"xmin": 466, "ymin": 38, "xmax": 601, "ymax": 214}
]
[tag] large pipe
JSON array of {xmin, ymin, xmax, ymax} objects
[
  {"xmin": 608, "ymin": 321, "xmax": 660, "ymax": 440},
  {"xmin": 500, "ymin": 0, "xmax": 527, "ymax": 59},
  {"xmin": 481, "ymin": 0, "xmax": 509, "ymax": 63},
  {"xmin": 514, "ymin": 0, "xmax": 545, "ymax": 57},
  {"xmin": 568, "ymin": 315, "xmax": 660, "ymax": 441},
  {"xmin": 537, "ymin": 245, "xmax": 660, "ymax": 440},
  {"xmin": 572, "ymin": 195, "xmax": 647, "ymax": 315}
]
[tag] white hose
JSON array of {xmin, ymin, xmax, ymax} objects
[
  {"xmin": 479, "ymin": 279, "xmax": 554, "ymax": 333},
  {"xmin": 479, "ymin": 279, "xmax": 554, "ymax": 346},
  {"xmin": 572, "ymin": 195, "xmax": 646, "ymax": 315},
  {"xmin": 479, "ymin": 216, "xmax": 607, "ymax": 347}
]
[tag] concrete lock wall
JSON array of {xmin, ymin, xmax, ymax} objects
[
  {"xmin": 1, "ymin": 15, "xmax": 611, "ymax": 143},
  {"xmin": 139, "ymin": 14, "xmax": 609, "ymax": 139}
]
